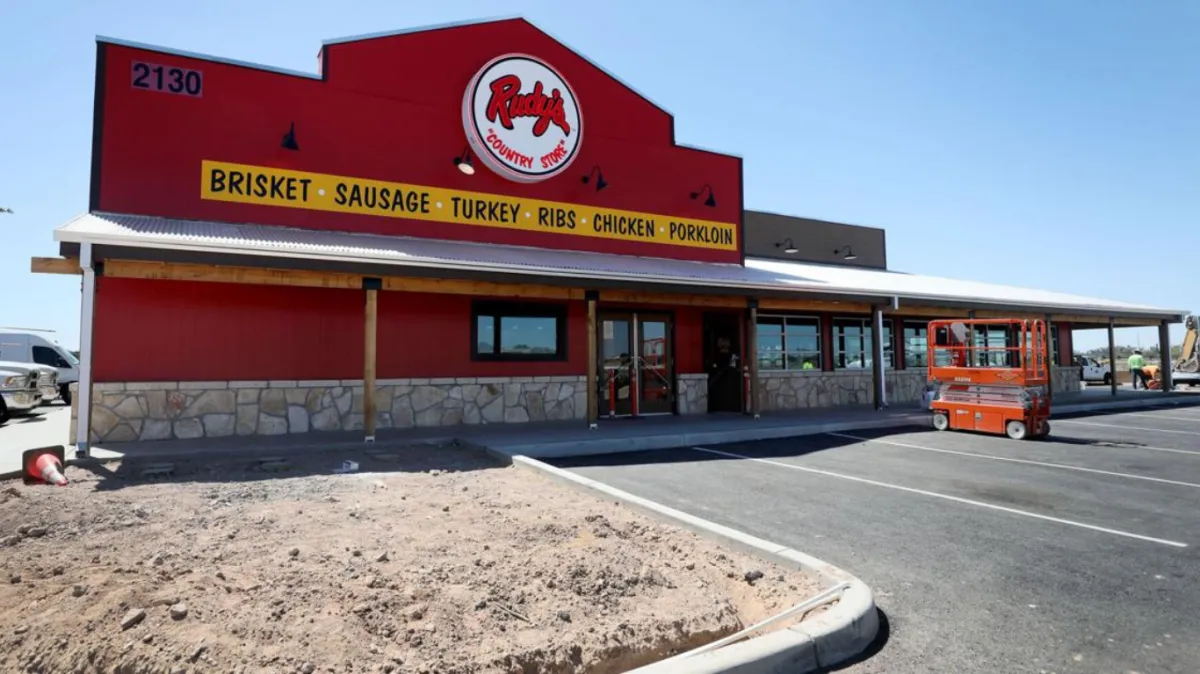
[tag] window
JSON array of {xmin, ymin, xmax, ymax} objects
[
  {"xmin": 973, "ymin": 325, "xmax": 1017, "ymax": 367},
  {"xmin": 471, "ymin": 301, "xmax": 567, "ymax": 361},
  {"xmin": 903, "ymin": 321, "xmax": 928, "ymax": 368},
  {"xmin": 32, "ymin": 345, "xmax": 71, "ymax": 369},
  {"xmin": 833, "ymin": 318, "xmax": 893, "ymax": 369},
  {"xmin": 757, "ymin": 316, "xmax": 821, "ymax": 370}
]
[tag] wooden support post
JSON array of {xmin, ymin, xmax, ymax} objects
[
  {"xmin": 872, "ymin": 305, "xmax": 886, "ymax": 410},
  {"xmin": 1159, "ymin": 320, "xmax": 1174, "ymax": 393},
  {"xmin": 75, "ymin": 243, "xmax": 97, "ymax": 457},
  {"xmin": 586, "ymin": 291, "xmax": 599, "ymax": 429},
  {"xmin": 1108, "ymin": 318, "xmax": 1118, "ymax": 397},
  {"xmin": 363, "ymin": 278, "xmax": 381, "ymax": 442},
  {"xmin": 1045, "ymin": 313, "xmax": 1055, "ymax": 402},
  {"xmin": 747, "ymin": 300, "xmax": 760, "ymax": 419}
]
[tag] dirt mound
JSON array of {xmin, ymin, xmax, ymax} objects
[{"xmin": 0, "ymin": 446, "xmax": 823, "ymax": 673}]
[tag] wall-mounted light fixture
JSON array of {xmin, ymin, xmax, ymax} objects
[
  {"xmin": 453, "ymin": 146, "xmax": 475, "ymax": 175},
  {"xmin": 834, "ymin": 245, "xmax": 858, "ymax": 261},
  {"xmin": 581, "ymin": 165, "xmax": 607, "ymax": 191},
  {"xmin": 774, "ymin": 238, "xmax": 799, "ymax": 254},
  {"xmin": 690, "ymin": 184, "xmax": 717, "ymax": 208},
  {"xmin": 280, "ymin": 122, "xmax": 300, "ymax": 151}
]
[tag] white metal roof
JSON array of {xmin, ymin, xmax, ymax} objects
[
  {"xmin": 54, "ymin": 212, "xmax": 1183, "ymax": 320},
  {"xmin": 744, "ymin": 258, "xmax": 1177, "ymax": 317}
]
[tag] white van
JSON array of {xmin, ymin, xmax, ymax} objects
[{"xmin": 0, "ymin": 330, "xmax": 79, "ymax": 404}]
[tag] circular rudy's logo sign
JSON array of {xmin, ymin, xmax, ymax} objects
[{"xmin": 463, "ymin": 54, "xmax": 582, "ymax": 183}]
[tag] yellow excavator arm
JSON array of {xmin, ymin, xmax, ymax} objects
[{"xmin": 1175, "ymin": 315, "xmax": 1199, "ymax": 374}]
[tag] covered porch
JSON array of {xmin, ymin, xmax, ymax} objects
[{"xmin": 33, "ymin": 213, "xmax": 1187, "ymax": 455}]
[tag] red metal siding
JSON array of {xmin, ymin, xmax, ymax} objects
[
  {"xmin": 93, "ymin": 278, "xmax": 709, "ymax": 383},
  {"xmin": 93, "ymin": 278, "xmax": 363, "ymax": 382},
  {"xmin": 374, "ymin": 296, "xmax": 706, "ymax": 377},
  {"xmin": 93, "ymin": 20, "xmax": 742, "ymax": 263},
  {"xmin": 376, "ymin": 292, "xmax": 586, "ymax": 378},
  {"xmin": 673, "ymin": 307, "xmax": 704, "ymax": 375},
  {"xmin": 1058, "ymin": 324, "xmax": 1073, "ymax": 366}
]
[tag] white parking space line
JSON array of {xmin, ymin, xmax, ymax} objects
[
  {"xmin": 828, "ymin": 432, "xmax": 1200, "ymax": 490},
  {"xmin": 1056, "ymin": 419, "xmax": 1200, "ymax": 436},
  {"xmin": 690, "ymin": 446, "xmax": 1188, "ymax": 549}
]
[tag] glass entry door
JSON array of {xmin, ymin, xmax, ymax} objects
[{"xmin": 599, "ymin": 312, "xmax": 674, "ymax": 417}]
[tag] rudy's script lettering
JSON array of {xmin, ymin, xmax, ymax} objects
[{"xmin": 486, "ymin": 76, "xmax": 571, "ymax": 138}]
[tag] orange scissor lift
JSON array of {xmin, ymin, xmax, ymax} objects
[{"xmin": 927, "ymin": 318, "xmax": 1051, "ymax": 440}]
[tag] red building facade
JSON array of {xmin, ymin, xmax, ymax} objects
[{"xmin": 35, "ymin": 18, "xmax": 1180, "ymax": 447}]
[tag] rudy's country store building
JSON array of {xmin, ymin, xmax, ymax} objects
[{"xmin": 34, "ymin": 18, "xmax": 1186, "ymax": 450}]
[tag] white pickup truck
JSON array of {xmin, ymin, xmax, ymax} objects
[
  {"xmin": 1073, "ymin": 356, "xmax": 1112, "ymax": 385},
  {"xmin": 0, "ymin": 366, "xmax": 42, "ymax": 425}
]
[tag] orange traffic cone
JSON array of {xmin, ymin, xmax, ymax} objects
[{"xmin": 23, "ymin": 446, "xmax": 67, "ymax": 486}]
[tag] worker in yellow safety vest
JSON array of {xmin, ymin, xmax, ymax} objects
[{"xmin": 1128, "ymin": 349, "xmax": 1147, "ymax": 390}]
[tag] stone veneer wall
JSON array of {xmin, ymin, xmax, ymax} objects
[
  {"xmin": 1052, "ymin": 366, "xmax": 1083, "ymax": 394},
  {"xmin": 676, "ymin": 373, "xmax": 709, "ymax": 415},
  {"xmin": 70, "ymin": 367, "xmax": 1086, "ymax": 443},
  {"xmin": 79, "ymin": 377, "xmax": 587, "ymax": 444},
  {"xmin": 756, "ymin": 369, "xmax": 930, "ymax": 412}
]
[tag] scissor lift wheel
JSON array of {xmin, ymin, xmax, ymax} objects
[
  {"xmin": 1005, "ymin": 420, "xmax": 1027, "ymax": 441},
  {"xmin": 932, "ymin": 412, "xmax": 949, "ymax": 431}
]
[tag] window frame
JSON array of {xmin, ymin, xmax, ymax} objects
[
  {"xmin": 902, "ymin": 320, "xmax": 929, "ymax": 369},
  {"xmin": 470, "ymin": 300, "xmax": 568, "ymax": 362},
  {"xmin": 756, "ymin": 314, "xmax": 823, "ymax": 372},
  {"xmin": 832, "ymin": 317, "xmax": 894, "ymax": 370}
]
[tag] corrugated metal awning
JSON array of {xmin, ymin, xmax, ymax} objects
[{"xmin": 54, "ymin": 212, "xmax": 1185, "ymax": 320}]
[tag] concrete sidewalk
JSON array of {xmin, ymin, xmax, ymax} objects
[
  {"xmin": 73, "ymin": 405, "xmax": 926, "ymax": 467},
  {"xmin": 4, "ymin": 389, "xmax": 1199, "ymax": 476}
]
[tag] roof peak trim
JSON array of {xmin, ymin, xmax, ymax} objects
[{"xmin": 95, "ymin": 35, "xmax": 322, "ymax": 80}]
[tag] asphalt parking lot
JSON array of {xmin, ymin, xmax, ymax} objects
[{"xmin": 552, "ymin": 405, "xmax": 1200, "ymax": 674}]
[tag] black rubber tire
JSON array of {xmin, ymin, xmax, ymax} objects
[
  {"xmin": 59, "ymin": 383, "xmax": 72, "ymax": 406},
  {"xmin": 1103, "ymin": 373, "xmax": 1112, "ymax": 386},
  {"xmin": 0, "ymin": 400, "xmax": 9, "ymax": 426},
  {"xmin": 932, "ymin": 413, "xmax": 950, "ymax": 431},
  {"xmin": 1006, "ymin": 420, "xmax": 1028, "ymax": 440}
]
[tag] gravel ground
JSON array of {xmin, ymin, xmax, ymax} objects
[{"xmin": 0, "ymin": 445, "xmax": 823, "ymax": 674}]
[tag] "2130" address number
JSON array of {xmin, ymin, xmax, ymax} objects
[{"xmin": 131, "ymin": 61, "xmax": 203, "ymax": 97}]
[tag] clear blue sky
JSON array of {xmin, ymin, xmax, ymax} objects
[{"xmin": 2, "ymin": 0, "xmax": 1196, "ymax": 351}]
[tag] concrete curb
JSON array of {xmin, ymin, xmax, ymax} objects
[{"xmin": 504, "ymin": 454, "xmax": 879, "ymax": 673}]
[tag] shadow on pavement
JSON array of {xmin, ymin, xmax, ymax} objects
[
  {"xmin": 1045, "ymin": 435, "xmax": 1161, "ymax": 450},
  {"xmin": 547, "ymin": 429, "xmax": 917, "ymax": 470}
]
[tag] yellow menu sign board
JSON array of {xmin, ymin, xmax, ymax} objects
[{"xmin": 200, "ymin": 160, "xmax": 737, "ymax": 251}]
